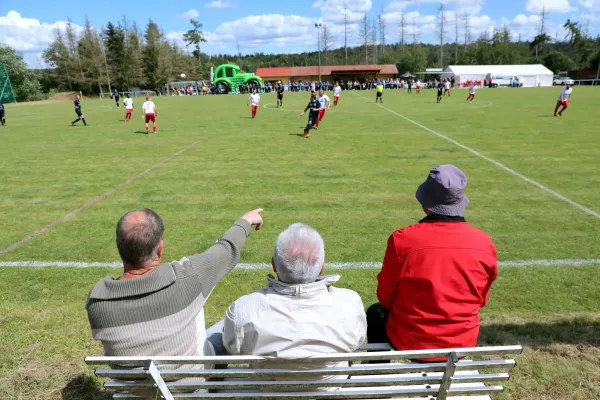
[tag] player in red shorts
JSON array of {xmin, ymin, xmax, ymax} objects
[
  {"xmin": 465, "ymin": 84, "xmax": 477, "ymax": 103},
  {"xmin": 142, "ymin": 96, "xmax": 158, "ymax": 134},
  {"xmin": 333, "ymin": 82, "xmax": 341, "ymax": 106},
  {"xmin": 315, "ymin": 89, "xmax": 330, "ymax": 129},
  {"xmin": 123, "ymin": 95, "xmax": 134, "ymax": 122},
  {"xmin": 247, "ymin": 89, "xmax": 260, "ymax": 119},
  {"xmin": 554, "ymin": 84, "xmax": 573, "ymax": 117}
]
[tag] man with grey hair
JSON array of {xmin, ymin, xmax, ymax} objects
[
  {"xmin": 368, "ymin": 164, "xmax": 497, "ymax": 360},
  {"xmin": 222, "ymin": 223, "xmax": 366, "ymax": 384},
  {"xmin": 86, "ymin": 207, "xmax": 264, "ymax": 366}
]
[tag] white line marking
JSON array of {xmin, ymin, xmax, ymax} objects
[
  {"xmin": 354, "ymin": 93, "xmax": 600, "ymax": 220},
  {"xmin": 1, "ymin": 259, "xmax": 598, "ymax": 268},
  {"xmin": 0, "ymin": 140, "xmax": 201, "ymax": 256}
]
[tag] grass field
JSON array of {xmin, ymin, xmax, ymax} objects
[{"xmin": 0, "ymin": 87, "xmax": 599, "ymax": 399}]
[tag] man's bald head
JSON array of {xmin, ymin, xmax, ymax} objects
[{"xmin": 116, "ymin": 209, "xmax": 164, "ymax": 268}]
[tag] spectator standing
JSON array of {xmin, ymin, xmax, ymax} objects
[{"xmin": 367, "ymin": 165, "xmax": 497, "ymax": 358}]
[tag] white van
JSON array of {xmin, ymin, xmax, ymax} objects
[{"xmin": 486, "ymin": 73, "xmax": 523, "ymax": 88}]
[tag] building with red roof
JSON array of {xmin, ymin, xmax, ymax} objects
[{"xmin": 255, "ymin": 64, "xmax": 399, "ymax": 84}]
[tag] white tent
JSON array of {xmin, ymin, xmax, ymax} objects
[{"xmin": 445, "ymin": 64, "xmax": 554, "ymax": 87}]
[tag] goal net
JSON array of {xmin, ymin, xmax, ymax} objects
[{"xmin": 0, "ymin": 64, "xmax": 16, "ymax": 103}]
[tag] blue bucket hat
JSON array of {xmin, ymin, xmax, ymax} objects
[{"xmin": 415, "ymin": 164, "xmax": 470, "ymax": 216}]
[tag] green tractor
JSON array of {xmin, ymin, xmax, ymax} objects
[{"xmin": 213, "ymin": 64, "xmax": 262, "ymax": 94}]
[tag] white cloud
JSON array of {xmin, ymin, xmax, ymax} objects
[
  {"xmin": 387, "ymin": 0, "xmax": 484, "ymax": 15},
  {"xmin": 0, "ymin": 11, "xmax": 81, "ymax": 54},
  {"xmin": 205, "ymin": 0, "xmax": 238, "ymax": 8},
  {"xmin": 578, "ymin": 0, "xmax": 600, "ymax": 11},
  {"xmin": 525, "ymin": 0, "xmax": 576, "ymax": 13},
  {"xmin": 179, "ymin": 9, "xmax": 200, "ymax": 19}
]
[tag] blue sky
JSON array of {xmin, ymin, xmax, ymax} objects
[{"xmin": 1, "ymin": 0, "xmax": 599, "ymax": 67}]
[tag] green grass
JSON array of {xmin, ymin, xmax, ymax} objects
[{"xmin": 0, "ymin": 88, "xmax": 599, "ymax": 399}]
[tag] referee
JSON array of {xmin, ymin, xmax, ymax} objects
[
  {"xmin": 376, "ymin": 81, "xmax": 384, "ymax": 103},
  {"xmin": 276, "ymin": 82, "xmax": 284, "ymax": 107}
]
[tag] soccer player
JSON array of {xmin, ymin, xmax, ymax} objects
[
  {"xmin": 248, "ymin": 89, "xmax": 260, "ymax": 118},
  {"xmin": 300, "ymin": 94, "xmax": 320, "ymax": 139},
  {"xmin": 276, "ymin": 83, "xmax": 284, "ymax": 107},
  {"xmin": 315, "ymin": 89, "xmax": 330, "ymax": 129},
  {"xmin": 407, "ymin": 79, "xmax": 412, "ymax": 94},
  {"xmin": 0, "ymin": 102, "xmax": 5, "ymax": 126},
  {"xmin": 416, "ymin": 80, "xmax": 422, "ymax": 94},
  {"xmin": 71, "ymin": 95, "xmax": 88, "ymax": 126},
  {"xmin": 113, "ymin": 89, "xmax": 120, "ymax": 107},
  {"xmin": 333, "ymin": 82, "xmax": 341, "ymax": 106},
  {"xmin": 466, "ymin": 84, "xmax": 477, "ymax": 103},
  {"xmin": 376, "ymin": 81, "xmax": 384, "ymax": 103},
  {"xmin": 123, "ymin": 95, "xmax": 134, "ymax": 122},
  {"xmin": 142, "ymin": 96, "xmax": 158, "ymax": 134},
  {"xmin": 437, "ymin": 81, "xmax": 444, "ymax": 103},
  {"xmin": 554, "ymin": 84, "xmax": 573, "ymax": 117},
  {"xmin": 444, "ymin": 79, "xmax": 451, "ymax": 96}
]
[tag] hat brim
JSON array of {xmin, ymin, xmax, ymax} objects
[{"xmin": 415, "ymin": 182, "xmax": 470, "ymax": 216}]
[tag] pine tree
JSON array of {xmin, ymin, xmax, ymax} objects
[
  {"xmin": 78, "ymin": 16, "xmax": 105, "ymax": 93},
  {"xmin": 143, "ymin": 20, "xmax": 164, "ymax": 89}
]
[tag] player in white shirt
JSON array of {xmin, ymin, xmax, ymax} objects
[
  {"xmin": 123, "ymin": 96, "xmax": 134, "ymax": 122},
  {"xmin": 466, "ymin": 84, "xmax": 477, "ymax": 103},
  {"xmin": 247, "ymin": 89, "xmax": 260, "ymax": 119},
  {"xmin": 315, "ymin": 89, "xmax": 331, "ymax": 129},
  {"xmin": 333, "ymin": 82, "xmax": 341, "ymax": 107},
  {"xmin": 416, "ymin": 80, "xmax": 422, "ymax": 94},
  {"xmin": 141, "ymin": 96, "xmax": 158, "ymax": 134},
  {"xmin": 444, "ymin": 80, "xmax": 451, "ymax": 96},
  {"xmin": 554, "ymin": 84, "xmax": 573, "ymax": 117}
]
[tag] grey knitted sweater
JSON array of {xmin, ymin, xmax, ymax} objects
[{"xmin": 85, "ymin": 219, "xmax": 251, "ymax": 364}]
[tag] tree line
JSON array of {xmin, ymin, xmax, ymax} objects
[{"xmin": 1, "ymin": 14, "xmax": 599, "ymax": 101}]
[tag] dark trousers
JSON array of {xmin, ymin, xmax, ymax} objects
[
  {"xmin": 366, "ymin": 303, "xmax": 393, "ymax": 363},
  {"xmin": 366, "ymin": 302, "xmax": 392, "ymax": 345}
]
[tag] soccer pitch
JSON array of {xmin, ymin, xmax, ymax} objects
[{"xmin": 0, "ymin": 88, "xmax": 599, "ymax": 399}]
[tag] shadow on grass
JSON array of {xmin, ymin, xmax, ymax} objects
[
  {"xmin": 61, "ymin": 374, "xmax": 111, "ymax": 400},
  {"xmin": 479, "ymin": 318, "xmax": 600, "ymax": 348}
]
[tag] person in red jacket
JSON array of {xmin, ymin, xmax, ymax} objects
[{"xmin": 367, "ymin": 164, "xmax": 497, "ymax": 358}]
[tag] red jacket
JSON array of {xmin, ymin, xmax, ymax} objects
[{"xmin": 377, "ymin": 215, "xmax": 497, "ymax": 352}]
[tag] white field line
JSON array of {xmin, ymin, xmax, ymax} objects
[
  {"xmin": 354, "ymin": 93, "xmax": 600, "ymax": 220},
  {"xmin": 0, "ymin": 140, "xmax": 201, "ymax": 256},
  {"xmin": 0, "ymin": 259, "xmax": 599, "ymax": 268}
]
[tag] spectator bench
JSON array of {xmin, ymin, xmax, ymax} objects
[{"xmin": 85, "ymin": 344, "xmax": 522, "ymax": 400}]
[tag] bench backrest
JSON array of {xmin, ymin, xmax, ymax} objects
[{"xmin": 85, "ymin": 344, "xmax": 522, "ymax": 399}]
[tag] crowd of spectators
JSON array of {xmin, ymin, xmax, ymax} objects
[
  {"xmin": 165, "ymin": 76, "xmax": 471, "ymax": 96},
  {"xmin": 86, "ymin": 164, "xmax": 498, "ymax": 391}
]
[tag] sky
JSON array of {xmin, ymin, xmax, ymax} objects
[{"xmin": 1, "ymin": 0, "xmax": 600, "ymax": 67}]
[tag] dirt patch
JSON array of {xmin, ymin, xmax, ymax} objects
[
  {"xmin": 51, "ymin": 91, "xmax": 79, "ymax": 101},
  {"xmin": 7, "ymin": 92, "xmax": 81, "ymax": 107}
]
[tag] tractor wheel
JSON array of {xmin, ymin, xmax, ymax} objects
[
  {"xmin": 246, "ymin": 79, "xmax": 260, "ymax": 91},
  {"xmin": 216, "ymin": 82, "xmax": 230, "ymax": 94}
]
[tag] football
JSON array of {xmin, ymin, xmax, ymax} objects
[{"xmin": 180, "ymin": 73, "xmax": 186, "ymax": 79}]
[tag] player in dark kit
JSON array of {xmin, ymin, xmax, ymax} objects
[
  {"xmin": 71, "ymin": 95, "xmax": 88, "ymax": 126},
  {"xmin": 112, "ymin": 89, "xmax": 120, "ymax": 107},
  {"xmin": 276, "ymin": 83, "xmax": 284, "ymax": 107},
  {"xmin": 300, "ymin": 94, "xmax": 320, "ymax": 139},
  {"xmin": 436, "ymin": 81, "xmax": 444, "ymax": 103},
  {"xmin": 0, "ymin": 102, "xmax": 5, "ymax": 126}
]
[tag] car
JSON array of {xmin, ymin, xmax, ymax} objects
[
  {"xmin": 213, "ymin": 64, "xmax": 262, "ymax": 94},
  {"xmin": 486, "ymin": 74, "xmax": 523, "ymax": 88},
  {"xmin": 553, "ymin": 76, "xmax": 575, "ymax": 85}
]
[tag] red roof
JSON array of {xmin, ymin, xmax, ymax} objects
[{"xmin": 256, "ymin": 64, "xmax": 398, "ymax": 78}]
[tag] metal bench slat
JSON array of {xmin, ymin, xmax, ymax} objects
[
  {"xmin": 110, "ymin": 385, "xmax": 504, "ymax": 399},
  {"xmin": 94, "ymin": 359, "xmax": 516, "ymax": 380},
  {"xmin": 103, "ymin": 372, "xmax": 508, "ymax": 391},
  {"xmin": 85, "ymin": 345, "xmax": 523, "ymax": 366}
]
